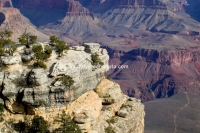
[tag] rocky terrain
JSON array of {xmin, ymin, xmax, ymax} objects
[
  {"xmin": 0, "ymin": 43, "xmax": 145, "ymax": 133},
  {"xmin": 0, "ymin": 0, "xmax": 198, "ymax": 102},
  {"xmin": 0, "ymin": 0, "xmax": 48, "ymax": 41},
  {"xmin": 108, "ymin": 47, "xmax": 200, "ymax": 101}
]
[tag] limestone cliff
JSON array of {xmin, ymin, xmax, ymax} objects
[
  {"xmin": 1, "ymin": 79, "xmax": 145, "ymax": 133},
  {"xmin": 0, "ymin": 43, "xmax": 109, "ymax": 112},
  {"xmin": 0, "ymin": 43, "xmax": 145, "ymax": 133}
]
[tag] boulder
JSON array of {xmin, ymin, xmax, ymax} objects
[
  {"xmin": 50, "ymin": 62, "xmax": 67, "ymax": 77},
  {"xmin": 22, "ymin": 88, "xmax": 34, "ymax": 105},
  {"xmin": 73, "ymin": 111, "xmax": 91, "ymax": 124},
  {"xmin": 2, "ymin": 79, "xmax": 18, "ymax": 98},
  {"xmin": 27, "ymin": 69, "xmax": 49, "ymax": 86},
  {"xmin": 94, "ymin": 79, "xmax": 123, "ymax": 105},
  {"xmin": 0, "ymin": 55, "xmax": 22, "ymax": 65},
  {"xmin": 21, "ymin": 54, "xmax": 33, "ymax": 62}
]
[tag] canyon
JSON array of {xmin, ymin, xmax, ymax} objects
[
  {"xmin": 0, "ymin": 43, "xmax": 145, "ymax": 132},
  {"xmin": 0, "ymin": 0, "xmax": 200, "ymax": 132}
]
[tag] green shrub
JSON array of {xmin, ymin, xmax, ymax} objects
[
  {"xmin": 33, "ymin": 61, "xmax": 47, "ymax": 69},
  {"xmin": 0, "ymin": 103, "xmax": 4, "ymax": 122},
  {"xmin": 91, "ymin": 53, "xmax": 104, "ymax": 66},
  {"xmin": 32, "ymin": 44, "xmax": 43, "ymax": 53},
  {"xmin": 28, "ymin": 115, "xmax": 49, "ymax": 133},
  {"xmin": 49, "ymin": 35, "xmax": 58, "ymax": 46},
  {"xmin": 61, "ymin": 75, "xmax": 74, "ymax": 89},
  {"xmin": 44, "ymin": 45, "xmax": 52, "ymax": 59},
  {"xmin": 54, "ymin": 111, "xmax": 81, "ymax": 133},
  {"xmin": 18, "ymin": 32, "xmax": 37, "ymax": 48},
  {"xmin": 8, "ymin": 44, "xmax": 17, "ymax": 56},
  {"xmin": 13, "ymin": 120, "xmax": 27, "ymax": 133},
  {"xmin": 32, "ymin": 44, "xmax": 52, "ymax": 61},
  {"xmin": 106, "ymin": 116, "xmax": 118, "ymax": 124},
  {"xmin": 105, "ymin": 126, "xmax": 115, "ymax": 133},
  {"xmin": 55, "ymin": 40, "xmax": 69, "ymax": 57},
  {"xmin": 0, "ymin": 30, "xmax": 16, "ymax": 56}
]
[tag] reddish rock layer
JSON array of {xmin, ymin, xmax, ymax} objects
[
  {"xmin": 0, "ymin": 8, "xmax": 48, "ymax": 41},
  {"xmin": 13, "ymin": 0, "xmax": 94, "ymax": 17},
  {"xmin": 107, "ymin": 47, "xmax": 200, "ymax": 102}
]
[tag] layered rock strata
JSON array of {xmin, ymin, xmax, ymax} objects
[
  {"xmin": 108, "ymin": 47, "xmax": 200, "ymax": 101},
  {"xmin": 0, "ymin": 43, "xmax": 109, "ymax": 113},
  {"xmin": 1, "ymin": 79, "xmax": 145, "ymax": 133}
]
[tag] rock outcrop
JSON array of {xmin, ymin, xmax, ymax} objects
[
  {"xmin": 1, "ymin": 79, "xmax": 145, "ymax": 133},
  {"xmin": 0, "ymin": 43, "xmax": 109, "ymax": 112},
  {"xmin": 0, "ymin": 43, "xmax": 145, "ymax": 133}
]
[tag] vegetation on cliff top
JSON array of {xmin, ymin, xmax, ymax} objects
[
  {"xmin": 13, "ymin": 111, "xmax": 81, "ymax": 133},
  {"xmin": 0, "ymin": 30, "xmax": 17, "ymax": 56},
  {"xmin": 18, "ymin": 32, "xmax": 37, "ymax": 48},
  {"xmin": 49, "ymin": 35, "xmax": 69, "ymax": 57}
]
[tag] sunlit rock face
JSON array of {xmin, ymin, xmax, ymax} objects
[
  {"xmin": 2, "ymin": 79, "xmax": 145, "ymax": 133},
  {"xmin": 0, "ymin": 43, "xmax": 109, "ymax": 113}
]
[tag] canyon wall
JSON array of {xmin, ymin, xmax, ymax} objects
[
  {"xmin": 108, "ymin": 47, "xmax": 200, "ymax": 101},
  {"xmin": 0, "ymin": 43, "xmax": 145, "ymax": 133}
]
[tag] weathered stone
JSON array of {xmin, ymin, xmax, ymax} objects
[
  {"xmin": 73, "ymin": 112, "xmax": 91, "ymax": 124},
  {"xmin": 0, "ymin": 55, "xmax": 22, "ymax": 65},
  {"xmin": 0, "ymin": 72, "xmax": 4, "ymax": 86},
  {"xmin": 2, "ymin": 79, "xmax": 18, "ymax": 98},
  {"xmin": 117, "ymin": 106, "xmax": 130, "ymax": 118},
  {"xmin": 71, "ymin": 46, "xmax": 85, "ymax": 51},
  {"xmin": 83, "ymin": 43, "xmax": 100, "ymax": 54},
  {"xmin": 27, "ymin": 69, "xmax": 48, "ymax": 86},
  {"xmin": 50, "ymin": 62, "xmax": 67, "ymax": 77},
  {"xmin": 21, "ymin": 54, "xmax": 33, "ymax": 62},
  {"xmin": 22, "ymin": 88, "xmax": 34, "ymax": 105},
  {"xmin": 95, "ymin": 79, "xmax": 123, "ymax": 105}
]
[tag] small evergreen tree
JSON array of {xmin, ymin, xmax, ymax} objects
[
  {"xmin": 32, "ymin": 44, "xmax": 52, "ymax": 69},
  {"xmin": 54, "ymin": 111, "xmax": 81, "ymax": 133},
  {"xmin": 28, "ymin": 115, "xmax": 49, "ymax": 133},
  {"xmin": 0, "ymin": 30, "xmax": 16, "ymax": 56},
  {"xmin": 19, "ymin": 32, "xmax": 37, "ymax": 48},
  {"xmin": 8, "ymin": 44, "xmax": 17, "ymax": 56},
  {"xmin": 91, "ymin": 53, "xmax": 104, "ymax": 66},
  {"xmin": 13, "ymin": 120, "xmax": 27, "ymax": 133},
  {"xmin": 55, "ymin": 40, "xmax": 69, "ymax": 57},
  {"xmin": 49, "ymin": 35, "xmax": 58, "ymax": 46},
  {"xmin": 61, "ymin": 75, "xmax": 74, "ymax": 89}
]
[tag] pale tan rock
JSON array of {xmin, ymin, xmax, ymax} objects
[{"xmin": 65, "ymin": 90, "xmax": 102, "ymax": 119}]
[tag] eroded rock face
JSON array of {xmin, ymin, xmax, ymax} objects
[
  {"xmin": 0, "ymin": 55, "xmax": 22, "ymax": 65},
  {"xmin": 0, "ymin": 8, "xmax": 48, "ymax": 41},
  {"xmin": 108, "ymin": 47, "xmax": 200, "ymax": 102},
  {"xmin": 0, "ymin": 43, "xmax": 109, "ymax": 112},
  {"xmin": 22, "ymin": 79, "xmax": 145, "ymax": 133}
]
